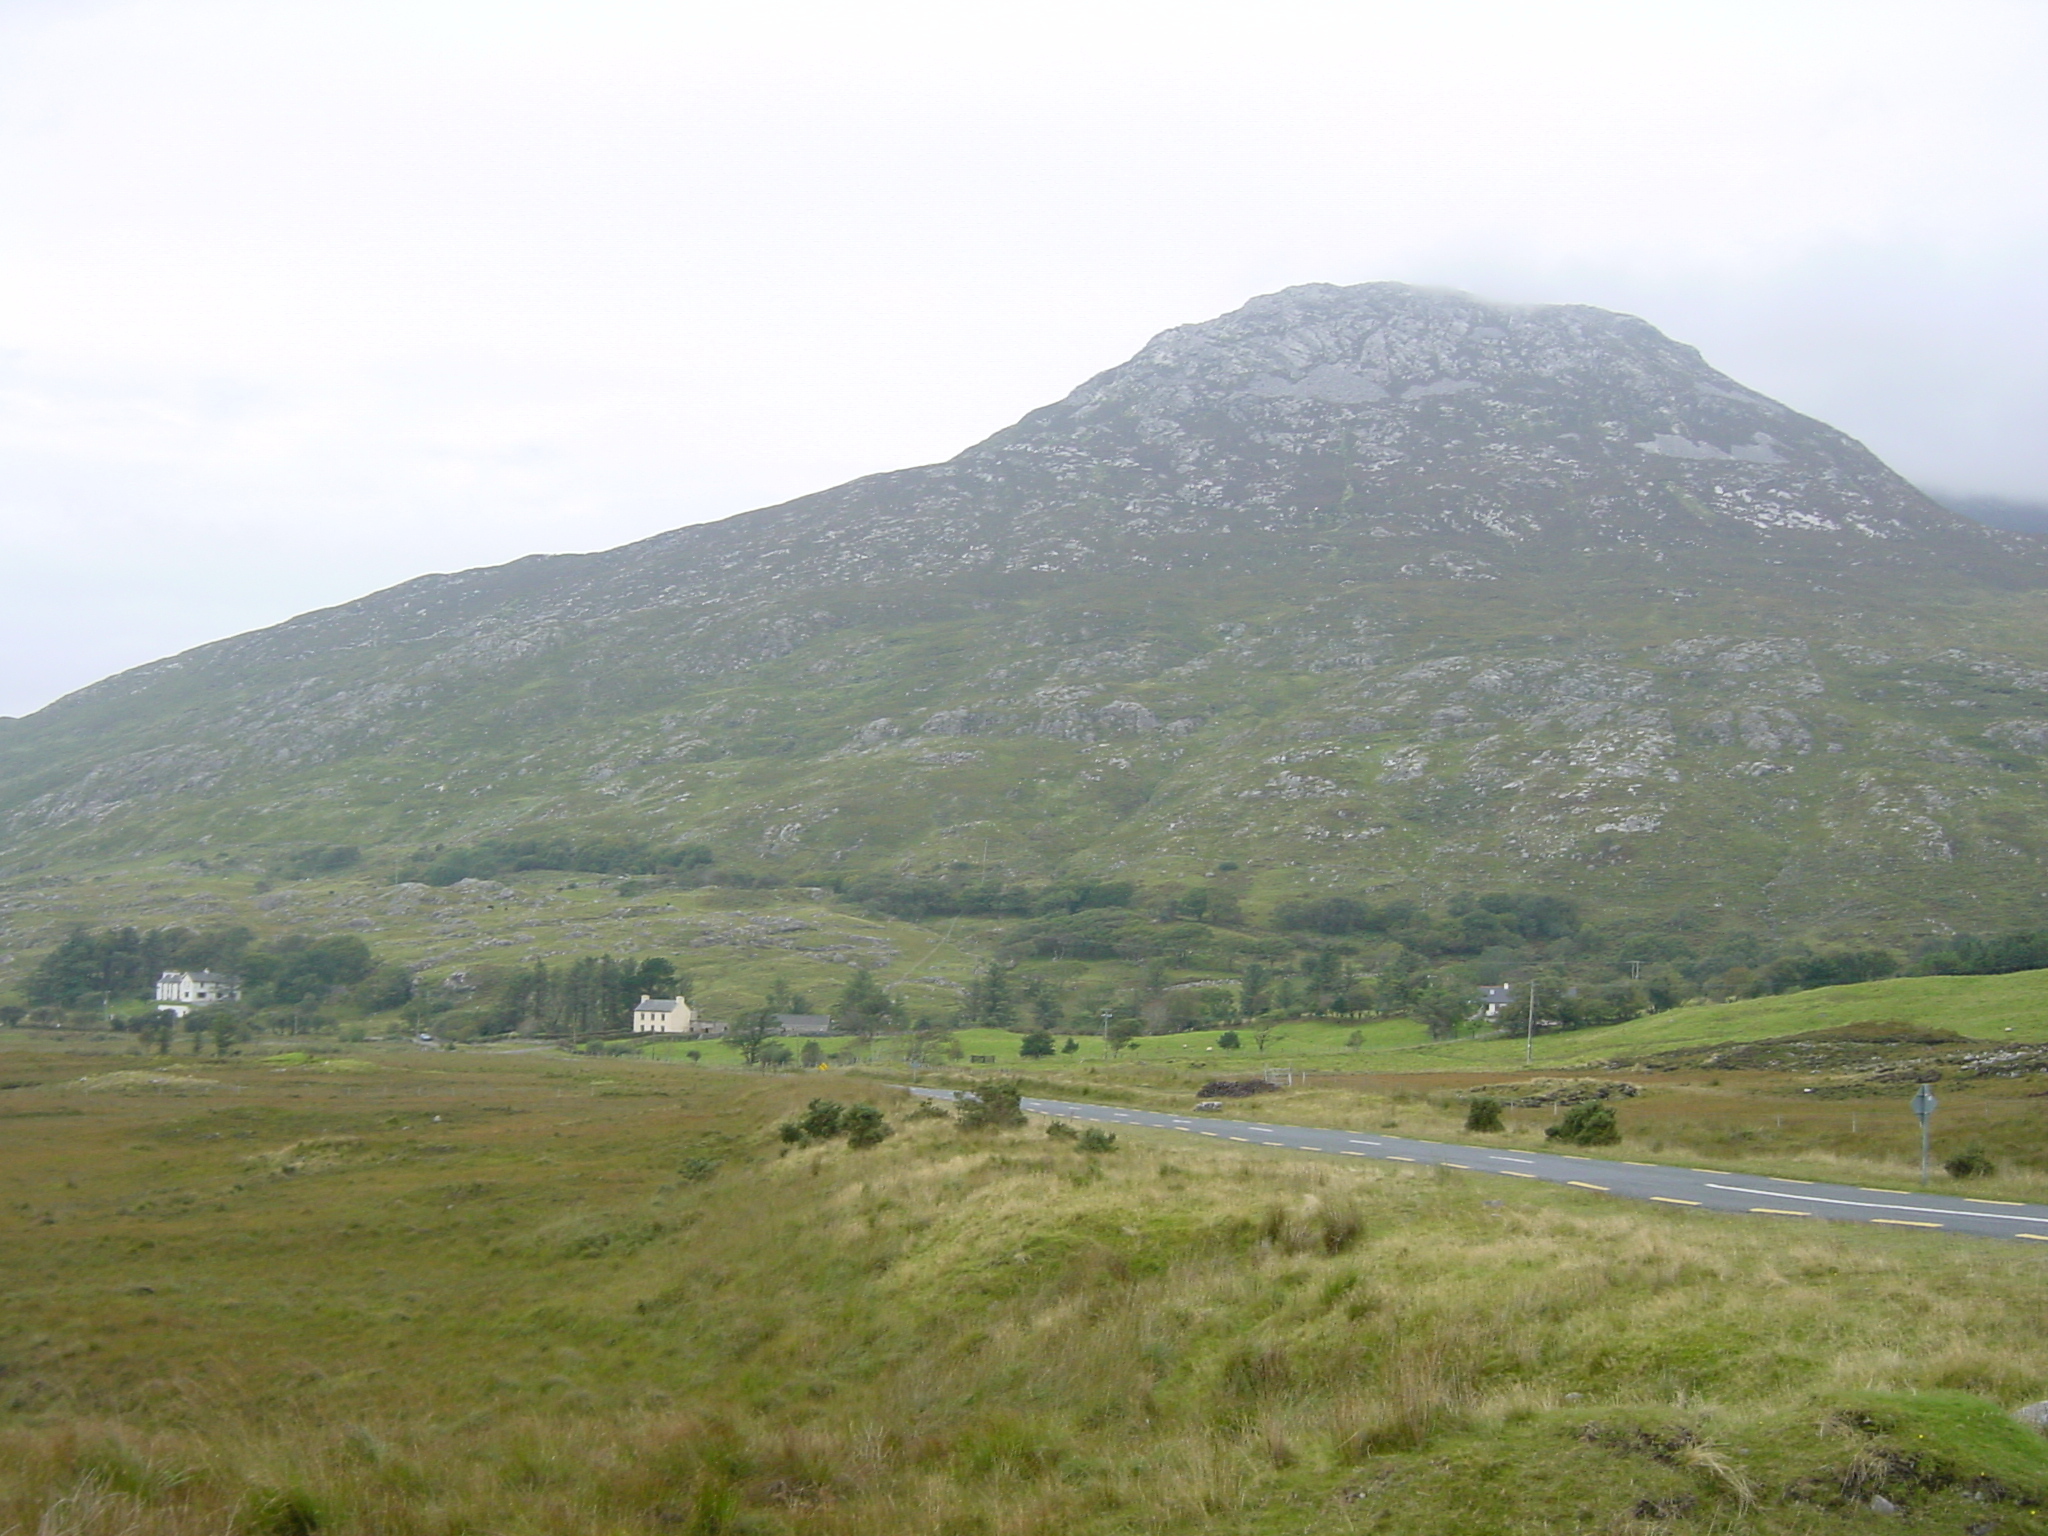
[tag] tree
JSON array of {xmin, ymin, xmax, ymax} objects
[
  {"xmin": 1019, "ymin": 1029, "xmax": 1055, "ymax": 1058},
  {"xmin": 1237, "ymin": 964, "xmax": 1271, "ymax": 1019},
  {"xmin": 1345, "ymin": 1029, "xmax": 1364, "ymax": 1050},
  {"xmin": 799, "ymin": 1040, "xmax": 824, "ymax": 1069},
  {"xmin": 1106, "ymin": 1017, "xmax": 1142, "ymax": 1054},
  {"xmin": 136, "ymin": 1009, "xmax": 178, "ymax": 1055},
  {"xmin": 835, "ymin": 966, "xmax": 896, "ymax": 1042},
  {"xmin": 1374, "ymin": 949, "xmax": 1429, "ymax": 1016},
  {"xmin": 962, "ymin": 962, "xmax": 1018, "ymax": 1031},
  {"xmin": 1019, "ymin": 973, "xmax": 1064, "ymax": 1032},
  {"xmin": 632, "ymin": 957, "xmax": 681, "ymax": 999},
  {"xmin": 1217, "ymin": 1029, "xmax": 1241, "ymax": 1050},
  {"xmin": 1411, "ymin": 984, "xmax": 1472, "ymax": 1042},
  {"xmin": 1060, "ymin": 1036, "xmax": 1079, "ymax": 1054},
  {"xmin": 729, "ymin": 1008, "xmax": 784, "ymax": 1066},
  {"xmin": 1252, "ymin": 1023, "xmax": 1281, "ymax": 1054},
  {"xmin": 208, "ymin": 1011, "xmax": 248, "ymax": 1057}
]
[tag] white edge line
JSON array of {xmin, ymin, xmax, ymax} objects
[{"xmin": 1704, "ymin": 1184, "xmax": 2048, "ymax": 1225}]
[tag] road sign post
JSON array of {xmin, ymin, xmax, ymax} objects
[{"xmin": 1911, "ymin": 1083, "xmax": 1938, "ymax": 1186}]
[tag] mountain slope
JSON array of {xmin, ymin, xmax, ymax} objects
[{"xmin": 4, "ymin": 282, "xmax": 2048, "ymax": 952}]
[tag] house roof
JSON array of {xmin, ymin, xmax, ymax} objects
[{"xmin": 634, "ymin": 997, "xmax": 687, "ymax": 1011}]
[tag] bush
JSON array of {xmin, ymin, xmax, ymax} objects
[
  {"xmin": 956, "ymin": 1081, "xmax": 1026, "ymax": 1130},
  {"xmin": 1076, "ymin": 1127, "xmax": 1117, "ymax": 1153},
  {"xmin": 842, "ymin": 1103, "xmax": 893, "ymax": 1149},
  {"xmin": 1019, "ymin": 1029, "xmax": 1055, "ymax": 1058},
  {"xmin": 779, "ymin": 1099, "xmax": 846, "ymax": 1145},
  {"xmin": 1945, "ymin": 1146, "xmax": 1996, "ymax": 1179},
  {"xmin": 1217, "ymin": 1030, "xmax": 1241, "ymax": 1050},
  {"xmin": 1463, "ymin": 1096, "xmax": 1504, "ymax": 1133},
  {"xmin": 1045, "ymin": 1120, "xmax": 1078, "ymax": 1140},
  {"xmin": 1545, "ymin": 1101, "xmax": 1620, "ymax": 1146}
]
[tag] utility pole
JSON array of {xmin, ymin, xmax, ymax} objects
[
  {"xmin": 1524, "ymin": 978, "xmax": 1538, "ymax": 1065},
  {"xmin": 1101, "ymin": 1007, "xmax": 1114, "ymax": 1057},
  {"xmin": 1912, "ymin": 1082, "xmax": 1937, "ymax": 1187}
]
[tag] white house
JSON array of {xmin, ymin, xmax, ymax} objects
[
  {"xmin": 631, "ymin": 996, "xmax": 698, "ymax": 1034},
  {"xmin": 155, "ymin": 970, "xmax": 242, "ymax": 1007},
  {"xmin": 1478, "ymin": 985, "xmax": 1518, "ymax": 1022}
]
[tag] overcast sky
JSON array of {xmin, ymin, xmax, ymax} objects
[{"xmin": 3, "ymin": 0, "xmax": 2045, "ymax": 717}]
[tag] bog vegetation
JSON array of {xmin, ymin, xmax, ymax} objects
[{"xmin": 3, "ymin": 1044, "xmax": 2047, "ymax": 1536}]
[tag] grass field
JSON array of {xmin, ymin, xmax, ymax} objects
[
  {"xmin": 637, "ymin": 968, "xmax": 2048, "ymax": 1080},
  {"xmin": 6, "ymin": 1036, "xmax": 2048, "ymax": 1534}
]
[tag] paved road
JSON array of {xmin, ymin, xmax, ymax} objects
[{"xmin": 906, "ymin": 1087, "xmax": 2048, "ymax": 1244}]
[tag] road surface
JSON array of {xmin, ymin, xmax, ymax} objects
[{"xmin": 906, "ymin": 1087, "xmax": 2048, "ymax": 1244}]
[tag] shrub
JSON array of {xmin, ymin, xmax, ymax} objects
[
  {"xmin": 1945, "ymin": 1146, "xmax": 1996, "ymax": 1179},
  {"xmin": 1045, "ymin": 1120, "xmax": 1078, "ymax": 1140},
  {"xmin": 1463, "ymin": 1096, "xmax": 1504, "ymax": 1133},
  {"xmin": 1546, "ymin": 1101, "xmax": 1620, "ymax": 1146},
  {"xmin": 956, "ymin": 1081, "xmax": 1026, "ymax": 1130},
  {"xmin": 1019, "ymin": 1030, "xmax": 1056, "ymax": 1058},
  {"xmin": 780, "ymin": 1098, "xmax": 891, "ymax": 1148},
  {"xmin": 1217, "ymin": 1030, "xmax": 1241, "ymax": 1050},
  {"xmin": 842, "ymin": 1103, "xmax": 893, "ymax": 1149},
  {"xmin": 1076, "ymin": 1127, "xmax": 1117, "ymax": 1153}
]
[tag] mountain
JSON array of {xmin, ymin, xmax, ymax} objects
[
  {"xmin": 1939, "ymin": 492, "xmax": 2048, "ymax": 538},
  {"xmin": 5, "ymin": 282, "xmax": 2048, "ymax": 963}
]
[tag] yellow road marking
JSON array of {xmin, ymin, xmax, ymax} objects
[
  {"xmin": 1567, "ymin": 1180, "xmax": 1609, "ymax": 1191},
  {"xmin": 1228, "ymin": 1136, "xmax": 1251, "ymax": 1142},
  {"xmin": 1969, "ymin": 1198, "xmax": 2025, "ymax": 1207},
  {"xmin": 1498, "ymin": 1170, "xmax": 1535, "ymax": 1178},
  {"xmin": 1651, "ymin": 1197, "xmax": 1700, "ymax": 1206},
  {"xmin": 2016, "ymin": 1233, "xmax": 2048, "ymax": 1242},
  {"xmin": 1870, "ymin": 1219, "xmax": 1942, "ymax": 1228},
  {"xmin": 1750, "ymin": 1207, "xmax": 1810, "ymax": 1217},
  {"xmin": 1388, "ymin": 1156, "xmax": 1416, "ymax": 1163},
  {"xmin": 1444, "ymin": 1162, "xmax": 1471, "ymax": 1170}
]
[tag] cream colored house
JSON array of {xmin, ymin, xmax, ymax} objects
[{"xmin": 631, "ymin": 996, "xmax": 697, "ymax": 1034}]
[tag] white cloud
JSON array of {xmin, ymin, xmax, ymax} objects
[{"xmin": 2, "ymin": 0, "xmax": 2045, "ymax": 714}]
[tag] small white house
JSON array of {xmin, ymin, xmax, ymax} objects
[
  {"xmin": 155, "ymin": 970, "xmax": 242, "ymax": 1007},
  {"xmin": 1478, "ymin": 985, "xmax": 1518, "ymax": 1022},
  {"xmin": 631, "ymin": 996, "xmax": 697, "ymax": 1034}
]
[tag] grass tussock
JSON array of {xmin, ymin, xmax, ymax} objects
[{"xmin": 4, "ymin": 1041, "xmax": 2048, "ymax": 1534}]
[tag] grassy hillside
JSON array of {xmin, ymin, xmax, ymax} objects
[
  {"xmin": 640, "ymin": 967, "xmax": 2048, "ymax": 1083},
  {"xmin": 6, "ymin": 1039, "xmax": 2048, "ymax": 1534}
]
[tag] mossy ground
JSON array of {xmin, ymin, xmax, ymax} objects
[{"xmin": 6, "ymin": 1035, "xmax": 2048, "ymax": 1534}]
